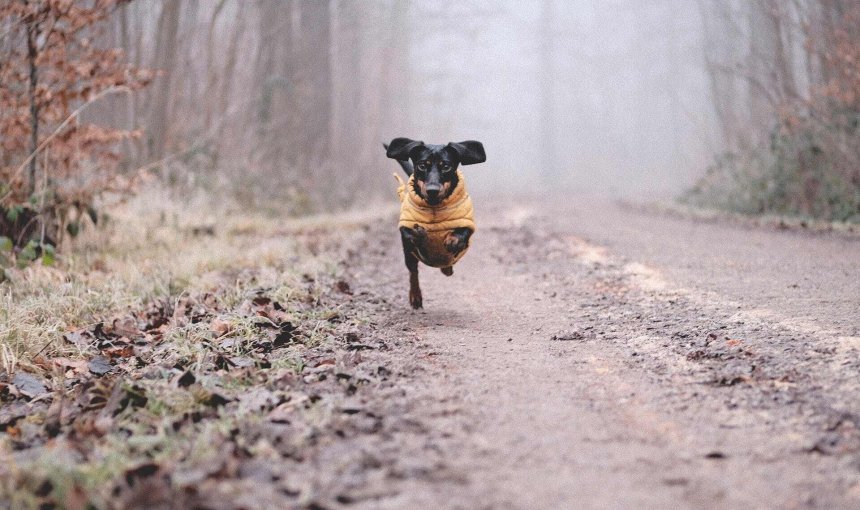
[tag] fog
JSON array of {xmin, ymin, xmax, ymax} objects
[
  {"xmin": 46, "ymin": 0, "xmax": 848, "ymax": 215},
  {"xmin": 399, "ymin": 1, "xmax": 716, "ymax": 198}
]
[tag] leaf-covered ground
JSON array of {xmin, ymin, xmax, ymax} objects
[{"xmin": 0, "ymin": 194, "xmax": 416, "ymax": 509}]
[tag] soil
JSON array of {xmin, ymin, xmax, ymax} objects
[
  {"xmin": 4, "ymin": 196, "xmax": 860, "ymax": 509},
  {"xmin": 329, "ymin": 196, "xmax": 860, "ymax": 509}
]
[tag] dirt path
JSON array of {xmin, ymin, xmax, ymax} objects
[
  {"xmin": 4, "ymin": 197, "xmax": 858, "ymax": 509},
  {"xmin": 339, "ymin": 197, "xmax": 860, "ymax": 509}
]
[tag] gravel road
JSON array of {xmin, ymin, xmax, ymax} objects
[{"xmin": 334, "ymin": 196, "xmax": 860, "ymax": 509}]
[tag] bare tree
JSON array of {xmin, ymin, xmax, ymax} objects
[
  {"xmin": 147, "ymin": 0, "xmax": 181, "ymax": 160},
  {"xmin": 539, "ymin": 0, "xmax": 557, "ymax": 181}
]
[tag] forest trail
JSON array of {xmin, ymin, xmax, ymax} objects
[
  {"xmin": 345, "ymin": 197, "xmax": 860, "ymax": 509},
  {"xmin": 5, "ymin": 197, "xmax": 859, "ymax": 509}
]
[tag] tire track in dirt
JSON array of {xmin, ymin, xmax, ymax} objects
[{"xmin": 348, "ymin": 201, "xmax": 860, "ymax": 509}]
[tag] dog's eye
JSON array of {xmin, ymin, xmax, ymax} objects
[
  {"xmin": 418, "ymin": 161, "xmax": 429, "ymax": 170},
  {"xmin": 440, "ymin": 163, "xmax": 451, "ymax": 172}
]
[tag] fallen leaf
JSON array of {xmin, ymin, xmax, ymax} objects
[
  {"xmin": 118, "ymin": 384, "xmax": 148, "ymax": 411},
  {"xmin": 112, "ymin": 462, "xmax": 174, "ymax": 509},
  {"xmin": 214, "ymin": 354, "xmax": 235, "ymax": 370},
  {"xmin": 202, "ymin": 392, "xmax": 230, "ymax": 408},
  {"xmin": 219, "ymin": 338, "xmax": 238, "ymax": 349},
  {"xmin": 125, "ymin": 463, "xmax": 160, "ymax": 485},
  {"xmin": 268, "ymin": 394, "xmax": 309, "ymax": 423},
  {"xmin": 252, "ymin": 296, "xmax": 271, "ymax": 307},
  {"xmin": 12, "ymin": 373, "xmax": 48, "ymax": 399},
  {"xmin": 78, "ymin": 379, "xmax": 115, "ymax": 412},
  {"xmin": 335, "ymin": 280, "xmax": 352, "ymax": 294},
  {"xmin": 53, "ymin": 357, "xmax": 89, "ymax": 374},
  {"xmin": 273, "ymin": 322, "xmax": 295, "ymax": 348},
  {"xmin": 0, "ymin": 401, "xmax": 31, "ymax": 429},
  {"xmin": 110, "ymin": 316, "xmax": 141, "ymax": 339},
  {"xmin": 210, "ymin": 319, "xmax": 231, "ymax": 337},
  {"xmin": 176, "ymin": 370, "xmax": 196, "ymax": 387},
  {"xmin": 64, "ymin": 329, "xmax": 94, "ymax": 350},
  {"xmin": 88, "ymin": 356, "xmax": 112, "ymax": 376},
  {"xmin": 104, "ymin": 345, "xmax": 134, "ymax": 359},
  {"xmin": 229, "ymin": 356, "xmax": 257, "ymax": 369},
  {"xmin": 238, "ymin": 388, "xmax": 278, "ymax": 413}
]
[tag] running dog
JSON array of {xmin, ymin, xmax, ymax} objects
[{"xmin": 384, "ymin": 138, "xmax": 486, "ymax": 309}]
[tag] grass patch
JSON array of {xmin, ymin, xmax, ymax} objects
[{"xmin": 0, "ymin": 187, "xmax": 395, "ymax": 507}]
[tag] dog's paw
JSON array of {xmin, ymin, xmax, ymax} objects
[
  {"xmin": 444, "ymin": 234, "xmax": 467, "ymax": 254},
  {"xmin": 412, "ymin": 224, "xmax": 428, "ymax": 240},
  {"xmin": 409, "ymin": 288, "xmax": 423, "ymax": 309}
]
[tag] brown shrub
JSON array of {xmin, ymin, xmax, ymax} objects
[{"xmin": 0, "ymin": 0, "xmax": 152, "ymax": 258}]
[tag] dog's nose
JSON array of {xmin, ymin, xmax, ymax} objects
[{"xmin": 426, "ymin": 186, "xmax": 441, "ymax": 200}]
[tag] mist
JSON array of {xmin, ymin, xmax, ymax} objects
[
  {"xmin": 6, "ymin": 0, "xmax": 855, "ymax": 218},
  {"xmin": 398, "ymin": 1, "xmax": 716, "ymax": 199},
  {"xmin": 72, "ymin": 0, "xmax": 721, "ymax": 207}
]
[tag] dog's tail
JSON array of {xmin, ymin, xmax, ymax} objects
[{"xmin": 382, "ymin": 143, "xmax": 413, "ymax": 177}]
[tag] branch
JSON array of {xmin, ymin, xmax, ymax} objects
[
  {"xmin": 707, "ymin": 61, "xmax": 781, "ymax": 107},
  {"xmin": 2, "ymin": 86, "xmax": 134, "ymax": 203}
]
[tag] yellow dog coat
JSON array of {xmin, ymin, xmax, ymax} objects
[{"xmin": 394, "ymin": 170, "xmax": 476, "ymax": 268}]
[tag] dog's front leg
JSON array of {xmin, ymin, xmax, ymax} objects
[
  {"xmin": 444, "ymin": 227, "xmax": 473, "ymax": 255},
  {"xmin": 407, "ymin": 257, "xmax": 422, "ymax": 309},
  {"xmin": 400, "ymin": 227, "xmax": 423, "ymax": 309}
]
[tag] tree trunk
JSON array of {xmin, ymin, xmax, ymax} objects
[
  {"xmin": 147, "ymin": 0, "xmax": 182, "ymax": 160},
  {"xmin": 212, "ymin": 2, "xmax": 245, "ymax": 167},
  {"xmin": 203, "ymin": 0, "xmax": 228, "ymax": 130},
  {"xmin": 299, "ymin": 0, "xmax": 332, "ymax": 163},
  {"xmin": 745, "ymin": 0, "xmax": 785, "ymax": 143},
  {"xmin": 766, "ymin": 0, "xmax": 797, "ymax": 102},
  {"xmin": 539, "ymin": 0, "xmax": 556, "ymax": 182},
  {"xmin": 698, "ymin": 0, "xmax": 741, "ymax": 151},
  {"xmin": 386, "ymin": 1, "xmax": 410, "ymax": 137},
  {"xmin": 331, "ymin": 0, "xmax": 362, "ymax": 158},
  {"xmin": 25, "ymin": 19, "xmax": 39, "ymax": 197}
]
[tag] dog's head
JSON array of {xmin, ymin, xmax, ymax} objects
[{"xmin": 386, "ymin": 138, "xmax": 486, "ymax": 205}]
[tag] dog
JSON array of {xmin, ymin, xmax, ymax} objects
[{"xmin": 384, "ymin": 137, "xmax": 486, "ymax": 309}]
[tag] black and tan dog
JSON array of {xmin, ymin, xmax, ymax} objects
[{"xmin": 384, "ymin": 137, "xmax": 486, "ymax": 309}]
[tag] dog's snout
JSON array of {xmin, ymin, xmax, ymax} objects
[{"xmin": 425, "ymin": 184, "xmax": 441, "ymax": 199}]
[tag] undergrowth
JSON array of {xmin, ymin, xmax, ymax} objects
[
  {"xmin": 0, "ymin": 187, "xmax": 392, "ymax": 508},
  {"xmin": 683, "ymin": 109, "xmax": 860, "ymax": 224}
]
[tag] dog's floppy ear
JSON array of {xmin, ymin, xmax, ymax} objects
[
  {"xmin": 386, "ymin": 138, "xmax": 424, "ymax": 160},
  {"xmin": 446, "ymin": 141, "xmax": 486, "ymax": 165}
]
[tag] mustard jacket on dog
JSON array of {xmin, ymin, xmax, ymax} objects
[{"xmin": 394, "ymin": 170, "xmax": 476, "ymax": 268}]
